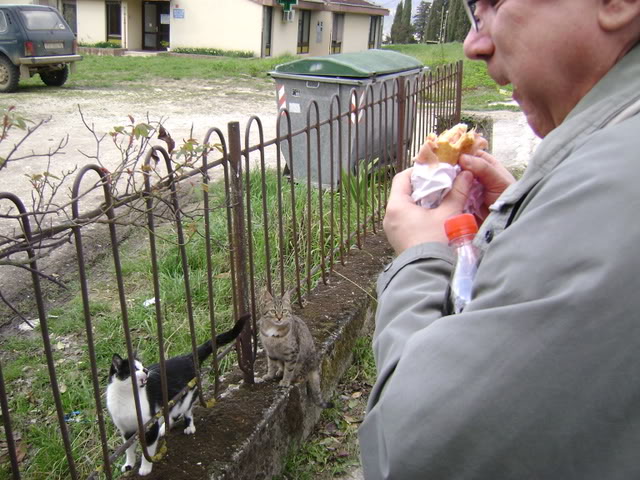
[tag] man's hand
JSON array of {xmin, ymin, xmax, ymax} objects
[
  {"xmin": 459, "ymin": 151, "xmax": 516, "ymax": 220},
  {"xmin": 383, "ymin": 168, "xmax": 474, "ymax": 255}
]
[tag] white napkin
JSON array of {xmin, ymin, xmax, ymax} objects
[{"xmin": 410, "ymin": 163, "xmax": 484, "ymax": 215}]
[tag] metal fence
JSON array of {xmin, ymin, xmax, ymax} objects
[{"xmin": 0, "ymin": 61, "xmax": 462, "ymax": 479}]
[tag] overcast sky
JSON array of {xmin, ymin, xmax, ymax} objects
[{"xmin": 378, "ymin": 0, "xmax": 423, "ymax": 35}]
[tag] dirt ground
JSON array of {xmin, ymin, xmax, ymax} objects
[
  {"xmin": 0, "ymin": 80, "xmax": 539, "ymax": 204},
  {"xmin": 0, "ymin": 77, "xmax": 279, "ymax": 203}
]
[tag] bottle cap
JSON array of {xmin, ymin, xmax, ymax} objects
[{"xmin": 444, "ymin": 213, "xmax": 478, "ymax": 241}]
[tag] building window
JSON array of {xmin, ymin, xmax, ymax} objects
[
  {"xmin": 369, "ymin": 15, "xmax": 382, "ymax": 49},
  {"xmin": 297, "ymin": 10, "xmax": 310, "ymax": 54},
  {"xmin": 62, "ymin": 0, "xmax": 77, "ymax": 34},
  {"xmin": 106, "ymin": 1, "xmax": 121, "ymax": 43},
  {"xmin": 262, "ymin": 6, "xmax": 273, "ymax": 57},
  {"xmin": 331, "ymin": 13, "xmax": 344, "ymax": 54}
]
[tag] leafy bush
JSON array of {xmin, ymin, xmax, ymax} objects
[
  {"xmin": 171, "ymin": 47, "xmax": 254, "ymax": 58},
  {"xmin": 79, "ymin": 41, "xmax": 122, "ymax": 49}
]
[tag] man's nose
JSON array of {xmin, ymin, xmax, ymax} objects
[{"xmin": 463, "ymin": 27, "xmax": 494, "ymax": 60}]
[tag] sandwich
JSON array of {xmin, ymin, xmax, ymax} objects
[{"xmin": 428, "ymin": 123, "xmax": 476, "ymax": 165}]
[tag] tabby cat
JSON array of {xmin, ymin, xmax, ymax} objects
[
  {"xmin": 106, "ymin": 314, "xmax": 248, "ymax": 476},
  {"xmin": 258, "ymin": 288, "xmax": 332, "ymax": 408}
]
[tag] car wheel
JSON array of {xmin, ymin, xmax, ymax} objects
[
  {"xmin": 0, "ymin": 56, "xmax": 20, "ymax": 93},
  {"xmin": 39, "ymin": 65, "xmax": 69, "ymax": 87}
]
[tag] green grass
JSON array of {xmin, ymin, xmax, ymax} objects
[
  {"xmin": 18, "ymin": 53, "xmax": 296, "ymax": 89},
  {"xmin": 278, "ymin": 335, "xmax": 376, "ymax": 479},
  {"xmin": 384, "ymin": 42, "xmax": 515, "ymax": 111},
  {"xmin": 16, "ymin": 43, "xmax": 511, "ymax": 111},
  {"xmin": 0, "ymin": 166, "xmax": 376, "ymax": 479}
]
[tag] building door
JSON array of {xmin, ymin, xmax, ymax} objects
[
  {"xmin": 143, "ymin": 1, "xmax": 169, "ymax": 50},
  {"xmin": 106, "ymin": 1, "xmax": 122, "ymax": 45},
  {"xmin": 331, "ymin": 13, "xmax": 344, "ymax": 54},
  {"xmin": 261, "ymin": 6, "xmax": 273, "ymax": 57}
]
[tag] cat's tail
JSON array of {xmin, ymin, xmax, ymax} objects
[
  {"xmin": 197, "ymin": 314, "xmax": 250, "ymax": 364},
  {"xmin": 308, "ymin": 369, "xmax": 334, "ymax": 409}
]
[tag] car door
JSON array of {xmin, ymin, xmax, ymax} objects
[
  {"xmin": 0, "ymin": 9, "xmax": 22, "ymax": 64},
  {"xmin": 14, "ymin": 6, "xmax": 75, "ymax": 57}
]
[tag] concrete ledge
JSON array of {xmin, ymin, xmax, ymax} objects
[
  {"xmin": 139, "ymin": 233, "xmax": 392, "ymax": 479},
  {"xmin": 78, "ymin": 46, "xmax": 126, "ymax": 56}
]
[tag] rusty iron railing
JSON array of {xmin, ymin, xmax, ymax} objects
[{"xmin": 0, "ymin": 61, "xmax": 462, "ymax": 479}]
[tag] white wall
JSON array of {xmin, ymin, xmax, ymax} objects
[
  {"xmin": 76, "ymin": 0, "xmax": 105, "ymax": 44},
  {"xmin": 271, "ymin": 8, "xmax": 298, "ymax": 57},
  {"xmin": 342, "ymin": 13, "xmax": 370, "ymax": 54},
  {"xmin": 309, "ymin": 10, "xmax": 330, "ymax": 56},
  {"xmin": 122, "ymin": 0, "xmax": 141, "ymax": 50},
  {"xmin": 169, "ymin": 0, "xmax": 263, "ymax": 55}
]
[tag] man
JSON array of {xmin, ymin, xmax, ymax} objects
[{"xmin": 359, "ymin": 0, "xmax": 640, "ymax": 478}]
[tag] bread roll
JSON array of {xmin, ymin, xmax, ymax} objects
[{"xmin": 427, "ymin": 123, "xmax": 476, "ymax": 165}]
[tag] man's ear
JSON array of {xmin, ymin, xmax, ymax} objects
[{"xmin": 598, "ymin": 0, "xmax": 640, "ymax": 31}]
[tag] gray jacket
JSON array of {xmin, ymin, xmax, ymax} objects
[{"xmin": 360, "ymin": 43, "xmax": 640, "ymax": 480}]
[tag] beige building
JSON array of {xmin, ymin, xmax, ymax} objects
[{"xmin": 9, "ymin": 0, "xmax": 388, "ymax": 57}]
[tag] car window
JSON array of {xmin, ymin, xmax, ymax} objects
[
  {"xmin": 0, "ymin": 12, "xmax": 8, "ymax": 33},
  {"xmin": 20, "ymin": 10, "xmax": 67, "ymax": 31}
]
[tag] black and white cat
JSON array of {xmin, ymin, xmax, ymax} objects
[{"xmin": 106, "ymin": 314, "xmax": 249, "ymax": 476}]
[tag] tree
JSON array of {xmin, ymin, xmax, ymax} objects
[
  {"xmin": 401, "ymin": 0, "xmax": 415, "ymax": 43},
  {"xmin": 390, "ymin": 1, "xmax": 404, "ymax": 44},
  {"xmin": 445, "ymin": 0, "xmax": 471, "ymax": 42},
  {"xmin": 413, "ymin": 0, "xmax": 432, "ymax": 43},
  {"xmin": 424, "ymin": 0, "xmax": 448, "ymax": 43}
]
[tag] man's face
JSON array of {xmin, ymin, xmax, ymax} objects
[{"xmin": 463, "ymin": 0, "xmax": 597, "ymax": 138}]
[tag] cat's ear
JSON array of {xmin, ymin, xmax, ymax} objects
[
  {"xmin": 111, "ymin": 354, "xmax": 123, "ymax": 372},
  {"xmin": 260, "ymin": 287, "xmax": 274, "ymax": 312},
  {"xmin": 282, "ymin": 290, "xmax": 292, "ymax": 309}
]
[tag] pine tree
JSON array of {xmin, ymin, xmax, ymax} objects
[
  {"xmin": 390, "ymin": 1, "xmax": 404, "ymax": 44},
  {"xmin": 445, "ymin": 0, "xmax": 471, "ymax": 42},
  {"xmin": 425, "ymin": 0, "xmax": 446, "ymax": 43},
  {"xmin": 401, "ymin": 0, "xmax": 415, "ymax": 43},
  {"xmin": 413, "ymin": 0, "xmax": 431, "ymax": 43}
]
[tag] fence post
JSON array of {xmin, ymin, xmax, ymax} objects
[
  {"xmin": 455, "ymin": 60, "xmax": 463, "ymax": 122},
  {"xmin": 396, "ymin": 79, "xmax": 406, "ymax": 172},
  {"xmin": 228, "ymin": 121, "xmax": 255, "ymax": 384}
]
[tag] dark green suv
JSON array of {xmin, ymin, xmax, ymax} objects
[{"xmin": 0, "ymin": 4, "xmax": 82, "ymax": 93}]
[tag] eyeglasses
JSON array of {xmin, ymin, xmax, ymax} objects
[{"xmin": 463, "ymin": 0, "xmax": 479, "ymax": 31}]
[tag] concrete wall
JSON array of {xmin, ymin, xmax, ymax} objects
[
  {"xmin": 342, "ymin": 13, "xmax": 371, "ymax": 54},
  {"xmin": 309, "ymin": 10, "xmax": 331, "ymax": 56},
  {"xmin": 123, "ymin": 0, "xmax": 141, "ymax": 50},
  {"xmin": 76, "ymin": 0, "xmax": 105, "ymax": 44},
  {"xmin": 169, "ymin": 0, "xmax": 262, "ymax": 54},
  {"xmin": 271, "ymin": 7, "xmax": 298, "ymax": 57}
]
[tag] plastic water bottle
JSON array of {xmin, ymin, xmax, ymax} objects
[{"xmin": 442, "ymin": 213, "xmax": 480, "ymax": 315}]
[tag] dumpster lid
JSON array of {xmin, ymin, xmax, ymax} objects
[{"xmin": 272, "ymin": 49, "xmax": 423, "ymax": 78}]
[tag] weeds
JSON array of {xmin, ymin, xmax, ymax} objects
[{"xmin": 279, "ymin": 335, "xmax": 376, "ymax": 479}]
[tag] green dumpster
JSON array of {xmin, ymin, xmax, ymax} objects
[{"xmin": 270, "ymin": 49, "xmax": 423, "ymax": 188}]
